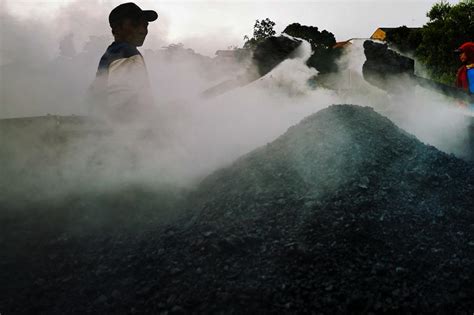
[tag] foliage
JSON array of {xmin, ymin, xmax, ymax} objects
[
  {"xmin": 244, "ymin": 18, "xmax": 276, "ymax": 50},
  {"xmin": 416, "ymin": 0, "xmax": 474, "ymax": 85},
  {"xmin": 253, "ymin": 18, "xmax": 276, "ymax": 41},
  {"xmin": 283, "ymin": 23, "xmax": 341, "ymax": 73}
]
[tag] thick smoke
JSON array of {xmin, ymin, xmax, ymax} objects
[
  {"xmin": 0, "ymin": 5, "xmax": 334, "ymax": 207},
  {"xmin": 1, "ymin": 2, "xmax": 471, "ymax": 211}
]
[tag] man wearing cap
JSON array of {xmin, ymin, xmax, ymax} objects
[
  {"xmin": 455, "ymin": 42, "xmax": 474, "ymax": 94},
  {"xmin": 90, "ymin": 2, "xmax": 158, "ymax": 122}
]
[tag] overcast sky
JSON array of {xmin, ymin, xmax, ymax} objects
[{"xmin": 1, "ymin": 0, "xmax": 461, "ymax": 56}]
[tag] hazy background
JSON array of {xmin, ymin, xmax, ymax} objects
[
  {"xmin": 0, "ymin": 0, "xmax": 470, "ymax": 206},
  {"xmin": 1, "ymin": 0, "xmax": 460, "ymax": 59},
  {"xmin": 0, "ymin": 0, "xmax": 463, "ymax": 118}
]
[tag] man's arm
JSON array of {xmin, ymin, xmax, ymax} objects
[{"xmin": 106, "ymin": 54, "xmax": 154, "ymax": 122}]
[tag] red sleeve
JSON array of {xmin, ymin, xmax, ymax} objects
[{"xmin": 456, "ymin": 66, "xmax": 468, "ymax": 90}]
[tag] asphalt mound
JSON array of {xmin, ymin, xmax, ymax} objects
[
  {"xmin": 191, "ymin": 104, "xmax": 472, "ymax": 225},
  {"xmin": 2, "ymin": 105, "xmax": 474, "ymax": 314}
]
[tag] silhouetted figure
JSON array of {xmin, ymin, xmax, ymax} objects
[{"xmin": 90, "ymin": 2, "xmax": 158, "ymax": 123}]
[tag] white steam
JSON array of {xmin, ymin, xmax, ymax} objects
[{"xmin": 1, "ymin": 7, "xmax": 471, "ymax": 206}]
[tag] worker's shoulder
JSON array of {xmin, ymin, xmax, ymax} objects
[
  {"xmin": 98, "ymin": 42, "xmax": 142, "ymax": 71},
  {"xmin": 107, "ymin": 42, "xmax": 141, "ymax": 58}
]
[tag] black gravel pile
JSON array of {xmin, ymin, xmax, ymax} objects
[
  {"xmin": 192, "ymin": 104, "xmax": 471, "ymax": 222},
  {"xmin": 253, "ymin": 36, "xmax": 302, "ymax": 77},
  {"xmin": 2, "ymin": 105, "xmax": 474, "ymax": 314},
  {"xmin": 362, "ymin": 40, "xmax": 415, "ymax": 92}
]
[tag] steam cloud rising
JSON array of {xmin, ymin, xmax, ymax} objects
[{"xmin": 0, "ymin": 2, "xmax": 471, "ymax": 210}]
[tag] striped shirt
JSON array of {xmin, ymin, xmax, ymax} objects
[{"xmin": 90, "ymin": 41, "xmax": 154, "ymax": 122}]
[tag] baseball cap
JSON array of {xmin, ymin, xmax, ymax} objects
[
  {"xmin": 109, "ymin": 2, "xmax": 158, "ymax": 27},
  {"xmin": 454, "ymin": 42, "xmax": 474, "ymax": 54}
]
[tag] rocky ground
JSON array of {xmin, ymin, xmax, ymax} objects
[{"xmin": 1, "ymin": 105, "xmax": 473, "ymax": 314}]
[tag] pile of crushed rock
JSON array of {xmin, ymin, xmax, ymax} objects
[{"xmin": 2, "ymin": 105, "xmax": 473, "ymax": 314}]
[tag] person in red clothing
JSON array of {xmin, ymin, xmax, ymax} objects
[{"xmin": 455, "ymin": 42, "xmax": 474, "ymax": 93}]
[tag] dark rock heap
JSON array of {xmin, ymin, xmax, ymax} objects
[
  {"xmin": 362, "ymin": 40, "xmax": 415, "ymax": 92},
  {"xmin": 2, "ymin": 105, "xmax": 473, "ymax": 314},
  {"xmin": 191, "ymin": 104, "xmax": 472, "ymax": 222},
  {"xmin": 252, "ymin": 36, "xmax": 302, "ymax": 77}
]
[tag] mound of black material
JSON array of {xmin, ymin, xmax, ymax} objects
[
  {"xmin": 2, "ymin": 105, "xmax": 474, "ymax": 314},
  {"xmin": 363, "ymin": 40, "xmax": 415, "ymax": 92},
  {"xmin": 191, "ymin": 104, "xmax": 472, "ymax": 221},
  {"xmin": 253, "ymin": 36, "xmax": 302, "ymax": 77}
]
